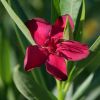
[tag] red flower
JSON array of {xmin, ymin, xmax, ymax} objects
[{"xmin": 24, "ymin": 15, "xmax": 89, "ymax": 80}]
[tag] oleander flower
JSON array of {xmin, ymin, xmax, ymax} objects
[{"xmin": 24, "ymin": 15, "xmax": 89, "ymax": 80}]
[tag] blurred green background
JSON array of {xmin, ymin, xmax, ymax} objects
[{"xmin": 0, "ymin": 0, "xmax": 100, "ymax": 100}]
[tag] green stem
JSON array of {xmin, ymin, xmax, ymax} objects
[
  {"xmin": 56, "ymin": 80, "xmax": 64, "ymax": 100},
  {"xmin": 62, "ymin": 81, "xmax": 66, "ymax": 89},
  {"xmin": 64, "ymin": 64, "xmax": 76, "ymax": 93},
  {"xmin": 63, "ymin": 81, "xmax": 70, "ymax": 94}
]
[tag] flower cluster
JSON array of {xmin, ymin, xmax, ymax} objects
[{"xmin": 24, "ymin": 15, "xmax": 89, "ymax": 80}]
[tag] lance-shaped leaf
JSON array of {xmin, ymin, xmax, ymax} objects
[
  {"xmin": 60, "ymin": 0, "xmax": 82, "ymax": 23},
  {"xmin": 0, "ymin": 29, "xmax": 2, "ymax": 79},
  {"xmin": 72, "ymin": 73, "xmax": 94, "ymax": 100},
  {"xmin": 13, "ymin": 65, "xmax": 57, "ymax": 100},
  {"xmin": 78, "ymin": 69, "xmax": 100, "ymax": 100},
  {"xmin": 0, "ymin": 29, "xmax": 11, "ymax": 84},
  {"xmin": 51, "ymin": 0, "xmax": 61, "ymax": 23},
  {"xmin": 74, "ymin": 0, "xmax": 86, "ymax": 41},
  {"xmin": 0, "ymin": 0, "xmax": 34, "ymax": 45},
  {"xmin": 75, "ymin": 36, "xmax": 100, "ymax": 78},
  {"xmin": 90, "ymin": 36, "xmax": 100, "ymax": 51}
]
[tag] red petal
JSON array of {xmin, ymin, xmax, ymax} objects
[
  {"xmin": 24, "ymin": 45, "xmax": 48, "ymax": 71},
  {"xmin": 51, "ymin": 26, "xmax": 64, "ymax": 40},
  {"xmin": 26, "ymin": 18, "xmax": 52, "ymax": 46},
  {"xmin": 54, "ymin": 14, "xmax": 74, "ymax": 29},
  {"xmin": 57, "ymin": 41, "xmax": 89, "ymax": 61},
  {"xmin": 51, "ymin": 15, "xmax": 74, "ymax": 41},
  {"xmin": 45, "ymin": 54, "xmax": 67, "ymax": 81}
]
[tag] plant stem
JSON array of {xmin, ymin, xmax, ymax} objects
[
  {"xmin": 64, "ymin": 64, "xmax": 76, "ymax": 93},
  {"xmin": 56, "ymin": 80, "xmax": 64, "ymax": 100}
]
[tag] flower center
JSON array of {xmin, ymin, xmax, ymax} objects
[
  {"xmin": 48, "ymin": 44, "xmax": 57, "ymax": 54},
  {"xmin": 44, "ymin": 38, "xmax": 58, "ymax": 54}
]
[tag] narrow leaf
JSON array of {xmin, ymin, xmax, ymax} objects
[
  {"xmin": 72, "ymin": 73, "xmax": 94, "ymax": 100},
  {"xmin": 75, "ymin": 36, "xmax": 100, "ymax": 78},
  {"xmin": 51, "ymin": 0, "xmax": 61, "ymax": 23},
  {"xmin": 0, "ymin": 28, "xmax": 12, "ymax": 84},
  {"xmin": 90, "ymin": 36, "xmax": 100, "ymax": 51},
  {"xmin": 80, "ymin": 0, "xmax": 85, "ymax": 21},
  {"xmin": 60, "ymin": 0, "xmax": 82, "ymax": 23},
  {"xmin": 2, "ymin": 38, "xmax": 11, "ymax": 84},
  {"xmin": 10, "ymin": 0, "xmax": 27, "ymax": 22},
  {"xmin": 74, "ymin": 0, "xmax": 85, "ymax": 41},
  {"xmin": 0, "ymin": 28, "xmax": 2, "ymax": 78},
  {"xmin": 0, "ymin": 0, "xmax": 34, "ymax": 45},
  {"xmin": 85, "ymin": 87, "xmax": 100, "ymax": 100},
  {"xmin": 13, "ymin": 65, "xmax": 57, "ymax": 100},
  {"xmin": 77, "ymin": 69, "xmax": 100, "ymax": 100}
]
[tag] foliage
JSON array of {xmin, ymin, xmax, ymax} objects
[{"xmin": 0, "ymin": 0, "xmax": 100, "ymax": 100}]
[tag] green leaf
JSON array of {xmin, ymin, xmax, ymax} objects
[
  {"xmin": 72, "ymin": 73, "xmax": 94, "ymax": 100},
  {"xmin": 10, "ymin": 0, "xmax": 27, "ymax": 22},
  {"xmin": 2, "ymin": 38, "xmax": 11, "ymax": 84},
  {"xmin": 79, "ymin": 69, "xmax": 100, "ymax": 100},
  {"xmin": 85, "ymin": 86, "xmax": 100, "ymax": 100},
  {"xmin": 7, "ymin": 88, "xmax": 16, "ymax": 100},
  {"xmin": 51, "ymin": 0, "xmax": 61, "ymax": 23},
  {"xmin": 0, "ymin": 1, "xmax": 5, "ymax": 18},
  {"xmin": 74, "ymin": 69, "xmax": 100, "ymax": 100},
  {"xmin": 75, "ymin": 36, "xmax": 100, "ymax": 78},
  {"xmin": 90, "ymin": 36, "xmax": 100, "ymax": 51},
  {"xmin": 0, "ymin": 0, "xmax": 34, "ymax": 45},
  {"xmin": 6, "ymin": 0, "xmax": 48, "ymax": 91},
  {"xmin": 75, "ymin": 51, "xmax": 100, "ymax": 77},
  {"xmin": 60, "ymin": 0, "xmax": 82, "ymax": 23},
  {"xmin": 80, "ymin": 0, "xmax": 85, "ymax": 21},
  {"xmin": 0, "ymin": 29, "xmax": 11, "ymax": 84},
  {"xmin": 13, "ymin": 65, "xmax": 57, "ymax": 100},
  {"xmin": 0, "ymin": 28, "xmax": 2, "ymax": 79},
  {"xmin": 0, "ymin": 77, "xmax": 4, "ymax": 90},
  {"xmin": 73, "ymin": 0, "xmax": 85, "ymax": 41}
]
